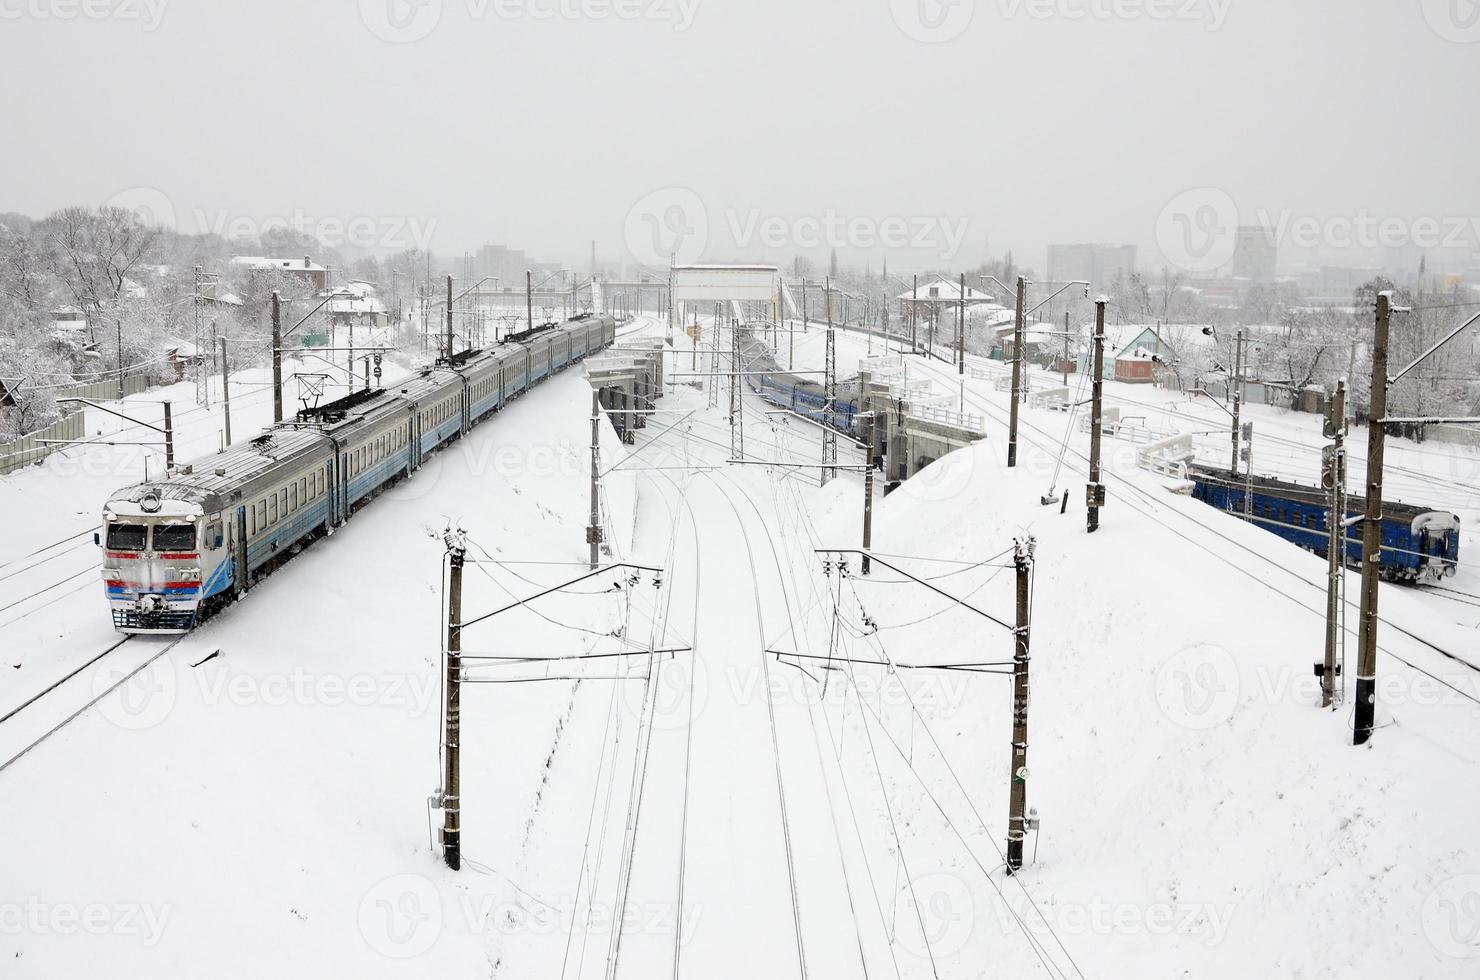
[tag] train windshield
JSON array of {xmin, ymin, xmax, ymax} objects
[
  {"xmin": 152, "ymin": 524, "xmax": 197, "ymax": 551},
  {"xmin": 105, "ymin": 523, "xmax": 148, "ymax": 550}
]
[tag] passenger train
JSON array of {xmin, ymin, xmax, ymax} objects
[
  {"xmin": 736, "ymin": 329, "xmax": 862, "ymax": 435},
  {"xmin": 1188, "ymin": 465, "xmax": 1461, "ymax": 583},
  {"xmin": 99, "ymin": 315, "xmax": 617, "ymax": 632}
]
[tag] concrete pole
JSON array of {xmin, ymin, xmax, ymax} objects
[
  {"xmin": 1087, "ymin": 299, "xmax": 1107, "ymax": 533},
  {"xmin": 861, "ymin": 415, "xmax": 875, "ymax": 575},
  {"xmin": 1322, "ymin": 380, "xmax": 1347, "ymax": 709},
  {"xmin": 162, "ymin": 400, "xmax": 174, "ymax": 470},
  {"xmin": 1354, "ymin": 294, "xmax": 1391, "ymax": 745},
  {"xmin": 1006, "ymin": 536, "xmax": 1034, "ymax": 874},
  {"xmin": 271, "ymin": 292, "xmax": 282, "ymax": 424},
  {"xmin": 588, "ymin": 389, "xmax": 603, "ymax": 570},
  {"xmin": 1007, "ymin": 277, "xmax": 1027, "ymax": 468},
  {"xmin": 219, "ymin": 338, "xmax": 232, "ymax": 447},
  {"xmin": 442, "ymin": 537, "xmax": 465, "ymax": 870}
]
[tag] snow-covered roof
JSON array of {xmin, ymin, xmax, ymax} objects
[
  {"xmin": 231, "ymin": 256, "xmax": 327, "ymax": 273},
  {"xmin": 897, "ymin": 278, "xmax": 997, "ymax": 303}
]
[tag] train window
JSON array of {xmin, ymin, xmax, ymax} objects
[
  {"xmin": 269, "ymin": 496, "xmax": 278, "ymax": 523},
  {"xmin": 300, "ymin": 477, "xmax": 308, "ymax": 503},
  {"xmin": 154, "ymin": 523, "xmax": 196, "ymax": 551},
  {"xmin": 248, "ymin": 510, "xmax": 256, "ymax": 535},
  {"xmin": 290, "ymin": 482, "xmax": 298, "ymax": 510},
  {"xmin": 280, "ymin": 489, "xmax": 288, "ymax": 515},
  {"xmin": 208, "ymin": 521, "xmax": 222, "ymax": 548},
  {"xmin": 106, "ymin": 523, "xmax": 147, "ymax": 550}
]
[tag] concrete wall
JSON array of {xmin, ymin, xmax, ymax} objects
[{"xmin": 0, "ymin": 412, "xmax": 85, "ymax": 476}]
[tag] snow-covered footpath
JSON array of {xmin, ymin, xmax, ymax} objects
[{"xmin": 1, "ymin": 316, "xmax": 1478, "ymax": 978}]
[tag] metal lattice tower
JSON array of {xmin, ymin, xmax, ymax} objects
[
  {"xmin": 193, "ymin": 265, "xmax": 210, "ymax": 407},
  {"xmin": 708, "ymin": 303, "xmax": 721, "ymax": 410},
  {"xmin": 729, "ymin": 317, "xmax": 744, "ymax": 459}
]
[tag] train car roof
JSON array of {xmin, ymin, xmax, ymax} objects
[
  {"xmin": 106, "ymin": 428, "xmax": 331, "ymax": 514},
  {"xmin": 1188, "ymin": 465, "xmax": 1456, "ymax": 521}
]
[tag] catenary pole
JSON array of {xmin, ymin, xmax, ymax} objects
[
  {"xmin": 442, "ymin": 533, "xmax": 465, "ymax": 869},
  {"xmin": 271, "ymin": 291, "xmax": 282, "ymax": 423},
  {"xmin": 1322, "ymin": 380, "xmax": 1347, "ymax": 709},
  {"xmin": 1007, "ymin": 276, "xmax": 1027, "ymax": 467},
  {"xmin": 1006, "ymin": 536, "xmax": 1034, "ymax": 873},
  {"xmin": 1087, "ymin": 298, "xmax": 1107, "ymax": 532},
  {"xmin": 1354, "ymin": 294, "xmax": 1390, "ymax": 745}
]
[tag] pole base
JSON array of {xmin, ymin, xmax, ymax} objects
[{"xmin": 1353, "ymin": 678, "xmax": 1376, "ymax": 745}]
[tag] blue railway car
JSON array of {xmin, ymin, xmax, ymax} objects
[
  {"xmin": 1188, "ymin": 465, "xmax": 1460, "ymax": 583},
  {"xmin": 99, "ymin": 315, "xmax": 617, "ymax": 632}
]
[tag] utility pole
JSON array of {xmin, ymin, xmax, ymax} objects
[
  {"xmin": 911, "ymin": 274, "xmax": 918, "ymax": 353},
  {"xmin": 1320, "ymin": 380, "xmax": 1347, "ymax": 709},
  {"xmin": 822, "ymin": 278, "xmax": 838, "ymax": 487},
  {"xmin": 1062, "ymin": 311, "xmax": 1070, "ymax": 386},
  {"xmin": 445, "ymin": 274, "xmax": 454, "ymax": 359},
  {"xmin": 861, "ymin": 414, "xmax": 875, "ymax": 575},
  {"xmin": 1006, "ymin": 535, "xmax": 1034, "ymax": 875},
  {"xmin": 526, "ymin": 270, "xmax": 533, "ymax": 334},
  {"xmin": 441, "ymin": 531, "xmax": 465, "ymax": 870},
  {"xmin": 1007, "ymin": 276, "xmax": 1027, "ymax": 468},
  {"xmin": 162, "ymin": 400, "xmax": 174, "ymax": 470},
  {"xmin": 271, "ymin": 291, "xmax": 283, "ymax": 424},
  {"xmin": 1354, "ymin": 294, "xmax": 1390, "ymax": 746},
  {"xmin": 1087, "ymin": 298, "xmax": 1107, "ymax": 533},
  {"xmin": 1230, "ymin": 330, "xmax": 1246, "ymax": 475},
  {"xmin": 219, "ymin": 338, "xmax": 232, "ymax": 447},
  {"xmin": 588, "ymin": 389, "xmax": 603, "ymax": 570},
  {"xmin": 957, "ymin": 273, "xmax": 966, "ymax": 374}
]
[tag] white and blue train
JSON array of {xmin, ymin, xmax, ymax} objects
[{"xmin": 99, "ymin": 315, "xmax": 616, "ymax": 633}]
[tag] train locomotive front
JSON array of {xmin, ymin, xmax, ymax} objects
[{"xmin": 101, "ymin": 485, "xmax": 231, "ymax": 633}]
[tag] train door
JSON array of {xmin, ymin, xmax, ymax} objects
[{"xmin": 234, "ymin": 506, "xmax": 249, "ymax": 594}]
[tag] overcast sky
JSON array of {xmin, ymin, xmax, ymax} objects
[{"xmin": 1, "ymin": 0, "xmax": 1475, "ymax": 276}]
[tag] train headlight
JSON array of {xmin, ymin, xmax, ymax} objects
[{"xmin": 179, "ymin": 569, "xmax": 202, "ymax": 581}]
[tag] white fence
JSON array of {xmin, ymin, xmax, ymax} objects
[
  {"xmin": 912, "ymin": 403, "xmax": 985, "ymax": 433},
  {"xmin": 0, "ymin": 413, "xmax": 86, "ymax": 476},
  {"xmin": 1136, "ymin": 433, "xmax": 1197, "ymax": 479}
]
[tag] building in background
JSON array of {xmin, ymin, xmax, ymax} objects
[
  {"xmin": 230, "ymin": 255, "xmax": 328, "ymax": 291},
  {"xmin": 1046, "ymin": 243, "xmax": 1137, "ymax": 289},
  {"xmin": 1231, "ymin": 226, "xmax": 1278, "ymax": 282}
]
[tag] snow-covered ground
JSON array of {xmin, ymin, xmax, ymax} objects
[{"xmin": 1, "ymin": 313, "xmax": 1478, "ymax": 977}]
